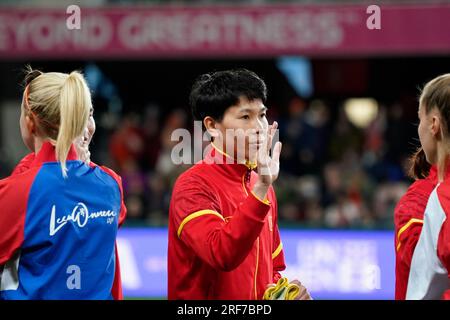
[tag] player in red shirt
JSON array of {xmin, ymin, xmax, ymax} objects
[
  {"xmin": 394, "ymin": 148, "xmax": 437, "ymax": 299},
  {"xmin": 168, "ymin": 69, "xmax": 310, "ymax": 300},
  {"xmin": 404, "ymin": 74, "xmax": 450, "ymax": 299}
]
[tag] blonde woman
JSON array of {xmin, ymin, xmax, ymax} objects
[
  {"xmin": 0, "ymin": 68, "xmax": 126, "ymax": 300},
  {"xmin": 11, "ymin": 101, "xmax": 96, "ymax": 175}
]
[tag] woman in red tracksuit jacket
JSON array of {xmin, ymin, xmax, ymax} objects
[
  {"xmin": 168, "ymin": 69, "xmax": 311, "ymax": 300},
  {"xmin": 394, "ymin": 148, "xmax": 437, "ymax": 299},
  {"xmin": 400, "ymin": 73, "xmax": 450, "ymax": 299}
]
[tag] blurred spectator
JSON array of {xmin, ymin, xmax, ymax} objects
[
  {"xmin": 155, "ymin": 109, "xmax": 191, "ymax": 184},
  {"xmin": 109, "ymin": 113, "xmax": 146, "ymax": 172},
  {"xmin": 142, "ymin": 105, "xmax": 162, "ymax": 170}
]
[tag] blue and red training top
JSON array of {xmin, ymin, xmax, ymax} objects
[{"xmin": 0, "ymin": 142, "xmax": 126, "ymax": 300}]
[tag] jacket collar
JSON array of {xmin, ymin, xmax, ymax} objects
[
  {"xmin": 428, "ymin": 165, "xmax": 437, "ymax": 181},
  {"xmin": 31, "ymin": 141, "xmax": 78, "ymax": 167},
  {"xmin": 203, "ymin": 142, "xmax": 256, "ymax": 180}
]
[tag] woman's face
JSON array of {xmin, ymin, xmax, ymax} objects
[
  {"xmin": 74, "ymin": 107, "xmax": 96, "ymax": 162},
  {"xmin": 418, "ymin": 103, "xmax": 438, "ymax": 164},
  {"xmin": 210, "ymin": 97, "xmax": 268, "ymax": 162},
  {"xmin": 86, "ymin": 107, "xmax": 96, "ymax": 145}
]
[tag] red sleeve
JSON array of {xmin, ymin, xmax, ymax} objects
[
  {"xmin": 111, "ymin": 243, "xmax": 123, "ymax": 300},
  {"xmin": 10, "ymin": 153, "xmax": 35, "ymax": 176},
  {"xmin": 394, "ymin": 213, "xmax": 423, "ymax": 300},
  {"xmin": 97, "ymin": 165, "xmax": 126, "ymax": 299},
  {"xmin": 271, "ymin": 191, "xmax": 285, "ymax": 283},
  {"xmin": 171, "ymin": 174, "xmax": 271, "ymax": 272},
  {"xmin": 99, "ymin": 165, "xmax": 127, "ymax": 227},
  {"xmin": 0, "ymin": 168, "xmax": 38, "ymax": 265},
  {"xmin": 437, "ymin": 194, "xmax": 450, "ymax": 300},
  {"xmin": 394, "ymin": 179, "xmax": 434, "ymax": 300}
]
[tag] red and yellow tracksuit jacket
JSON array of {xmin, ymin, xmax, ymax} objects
[
  {"xmin": 168, "ymin": 144, "xmax": 285, "ymax": 300},
  {"xmin": 394, "ymin": 166, "xmax": 437, "ymax": 299},
  {"xmin": 404, "ymin": 167, "xmax": 450, "ymax": 300}
]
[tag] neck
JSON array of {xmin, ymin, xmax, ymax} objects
[
  {"xmin": 211, "ymin": 139, "xmax": 244, "ymax": 164},
  {"xmin": 436, "ymin": 143, "xmax": 449, "ymax": 182},
  {"xmin": 211, "ymin": 138, "xmax": 232, "ymax": 159},
  {"xmin": 32, "ymin": 137, "xmax": 52, "ymax": 155}
]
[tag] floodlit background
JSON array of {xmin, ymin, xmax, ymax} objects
[{"xmin": 1, "ymin": 0, "xmax": 450, "ymax": 299}]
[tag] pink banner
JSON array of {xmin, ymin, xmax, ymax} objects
[{"xmin": 0, "ymin": 4, "xmax": 449, "ymax": 59}]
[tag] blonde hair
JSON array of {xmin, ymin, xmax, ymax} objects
[
  {"xmin": 420, "ymin": 73, "xmax": 450, "ymax": 178},
  {"xmin": 24, "ymin": 66, "xmax": 91, "ymax": 177}
]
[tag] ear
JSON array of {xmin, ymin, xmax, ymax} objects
[
  {"xmin": 430, "ymin": 113, "xmax": 443, "ymax": 139},
  {"xmin": 25, "ymin": 113, "xmax": 37, "ymax": 136},
  {"xmin": 203, "ymin": 116, "xmax": 220, "ymax": 139}
]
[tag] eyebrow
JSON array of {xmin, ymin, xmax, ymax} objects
[{"xmin": 239, "ymin": 106, "xmax": 268, "ymax": 114}]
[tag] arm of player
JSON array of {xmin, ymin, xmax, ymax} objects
[
  {"xmin": 394, "ymin": 187, "xmax": 429, "ymax": 300},
  {"xmin": 394, "ymin": 194, "xmax": 427, "ymax": 270},
  {"xmin": 0, "ymin": 170, "xmax": 38, "ymax": 264},
  {"xmin": 111, "ymin": 243, "xmax": 123, "ymax": 300},
  {"xmin": 272, "ymin": 233, "xmax": 285, "ymax": 283}
]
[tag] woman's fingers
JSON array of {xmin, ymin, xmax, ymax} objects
[
  {"xmin": 267, "ymin": 121, "xmax": 278, "ymax": 154},
  {"xmin": 272, "ymin": 141, "xmax": 282, "ymax": 164}
]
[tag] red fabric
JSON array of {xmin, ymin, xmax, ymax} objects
[
  {"xmin": 394, "ymin": 166, "xmax": 437, "ymax": 300},
  {"xmin": 0, "ymin": 166, "xmax": 40, "ymax": 265},
  {"xmin": 436, "ymin": 180, "xmax": 450, "ymax": 300},
  {"xmin": 271, "ymin": 196, "xmax": 285, "ymax": 283},
  {"xmin": 11, "ymin": 153, "xmax": 35, "ymax": 176},
  {"xmin": 99, "ymin": 165, "xmax": 127, "ymax": 227},
  {"xmin": 96, "ymin": 163, "xmax": 128, "ymax": 300},
  {"xmin": 168, "ymin": 145, "xmax": 285, "ymax": 300},
  {"xmin": 111, "ymin": 244, "xmax": 123, "ymax": 300},
  {"xmin": 442, "ymin": 290, "xmax": 450, "ymax": 300}
]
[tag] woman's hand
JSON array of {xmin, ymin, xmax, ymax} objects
[
  {"xmin": 252, "ymin": 121, "xmax": 282, "ymax": 200},
  {"xmin": 256, "ymin": 121, "xmax": 282, "ymax": 185}
]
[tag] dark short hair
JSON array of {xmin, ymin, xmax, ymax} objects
[{"xmin": 189, "ymin": 69, "xmax": 267, "ymax": 122}]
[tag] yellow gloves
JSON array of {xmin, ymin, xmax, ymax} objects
[{"xmin": 263, "ymin": 277, "xmax": 300, "ymax": 300}]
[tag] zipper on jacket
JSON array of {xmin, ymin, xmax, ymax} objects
[{"xmin": 254, "ymin": 237, "xmax": 260, "ymax": 299}]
